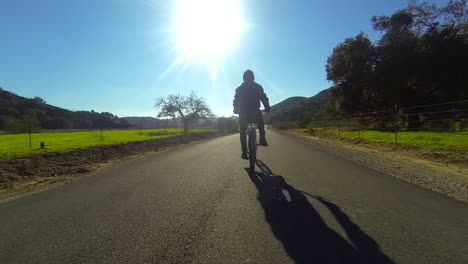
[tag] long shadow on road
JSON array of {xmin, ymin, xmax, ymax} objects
[{"xmin": 246, "ymin": 160, "xmax": 394, "ymax": 264}]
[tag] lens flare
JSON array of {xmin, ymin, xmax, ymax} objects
[{"xmin": 167, "ymin": 0, "xmax": 247, "ymax": 79}]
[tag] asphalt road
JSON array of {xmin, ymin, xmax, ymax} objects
[{"xmin": 1, "ymin": 131, "xmax": 467, "ymax": 264}]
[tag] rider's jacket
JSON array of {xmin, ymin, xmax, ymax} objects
[{"xmin": 233, "ymin": 81, "xmax": 270, "ymax": 117}]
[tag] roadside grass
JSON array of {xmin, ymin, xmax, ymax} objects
[
  {"xmin": 0, "ymin": 128, "xmax": 214, "ymax": 159},
  {"xmin": 304, "ymin": 128, "xmax": 468, "ymax": 150}
]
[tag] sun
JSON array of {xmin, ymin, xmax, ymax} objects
[{"xmin": 170, "ymin": 0, "xmax": 247, "ymax": 79}]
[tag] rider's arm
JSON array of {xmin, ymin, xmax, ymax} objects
[{"xmin": 258, "ymin": 85, "xmax": 271, "ymax": 111}]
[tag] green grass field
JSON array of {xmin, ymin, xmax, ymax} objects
[
  {"xmin": 0, "ymin": 128, "xmax": 214, "ymax": 159},
  {"xmin": 309, "ymin": 129, "xmax": 468, "ymax": 150}
]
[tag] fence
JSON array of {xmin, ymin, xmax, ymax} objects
[{"xmin": 306, "ymin": 100, "xmax": 468, "ymax": 145}]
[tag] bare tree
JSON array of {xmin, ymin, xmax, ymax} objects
[{"xmin": 155, "ymin": 92, "xmax": 213, "ymax": 131}]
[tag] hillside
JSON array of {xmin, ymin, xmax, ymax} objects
[
  {"xmin": 264, "ymin": 96, "xmax": 306, "ymax": 120},
  {"xmin": 265, "ymin": 88, "xmax": 331, "ymax": 123},
  {"xmin": 0, "ymin": 88, "xmax": 131, "ymax": 131}
]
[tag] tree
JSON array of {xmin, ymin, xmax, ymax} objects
[
  {"xmin": 326, "ymin": 33, "xmax": 378, "ymax": 114},
  {"xmin": 33, "ymin": 96, "xmax": 46, "ymax": 104},
  {"xmin": 326, "ymin": 0, "xmax": 468, "ymax": 120},
  {"xmin": 155, "ymin": 92, "xmax": 213, "ymax": 131},
  {"xmin": 369, "ymin": 0, "xmax": 468, "ymax": 106}
]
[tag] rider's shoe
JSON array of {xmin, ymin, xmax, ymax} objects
[
  {"xmin": 259, "ymin": 137, "xmax": 268, "ymax": 146},
  {"xmin": 241, "ymin": 152, "xmax": 249, "ymax": 160}
]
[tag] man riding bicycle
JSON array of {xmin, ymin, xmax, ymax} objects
[{"xmin": 233, "ymin": 70, "xmax": 271, "ymax": 159}]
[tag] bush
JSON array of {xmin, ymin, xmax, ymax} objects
[
  {"xmin": 450, "ymin": 121, "xmax": 462, "ymax": 132},
  {"xmin": 307, "ymin": 123, "xmax": 316, "ymax": 134}
]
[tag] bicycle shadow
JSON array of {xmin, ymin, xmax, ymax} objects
[{"xmin": 245, "ymin": 160, "xmax": 394, "ymax": 264}]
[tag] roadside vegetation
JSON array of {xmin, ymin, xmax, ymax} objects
[
  {"xmin": 0, "ymin": 128, "xmax": 214, "ymax": 159},
  {"xmin": 271, "ymin": 118, "xmax": 468, "ymax": 151},
  {"xmin": 304, "ymin": 128, "xmax": 468, "ymax": 150}
]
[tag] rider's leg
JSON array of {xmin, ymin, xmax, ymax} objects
[
  {"xmin": 239, "ymin": 115, "xmax": 248, "ymax": 159},
  {"xmin": 258, "ymin": 117, "xmax": 268, "ymax": 146}
]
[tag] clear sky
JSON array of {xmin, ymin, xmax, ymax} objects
[{"xmin": 0, "ymin": 0, "xmax": 443, "ymax": 117}]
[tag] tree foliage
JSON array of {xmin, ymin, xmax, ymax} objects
[
  {"xmin": 326, "ymin": 0, "xmax": 468, "ymax": 119},
  {"xmin": 155, "ymin": 92, "xmax": 213, "ymax": 131}
]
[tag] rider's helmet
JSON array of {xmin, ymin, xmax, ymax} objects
[{"xmin": 243, "ymin": 70, "xmax": 255, "ymax": 82}]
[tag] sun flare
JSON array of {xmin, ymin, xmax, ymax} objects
[{"xmin": 169, "ymin": 0, "xmax": 247, "ymax": 79}]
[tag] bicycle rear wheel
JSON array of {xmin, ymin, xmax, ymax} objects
[
  {"xmin": 248, "ymin": 131, "xmax": 257, "ymax": 172},
  {"xmin": 249, "ymin": 153, "xmax": 256, "ymax": 171}
]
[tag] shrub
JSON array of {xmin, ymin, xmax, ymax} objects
[{"xmin": 307, "ymin": 123, "xmax": 316, "ymax": 134}]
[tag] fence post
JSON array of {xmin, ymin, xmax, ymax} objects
[
  {"xmin": 395, "ymin": 128, "xmax": 398, "ymax": 144},
  {"xmin": 357, "ymin": 114, "xmax": 361, "ymax": 138},
  {"xmin": 337, "ymin": 118, "xmax": 340, "ymax": 136},
  {"xmin": 394, "ymin": 105, "xmax": 398, "ymax": 145},
  {"xmin": 28, "ymin": 127, "xmax": 32, "ymax": 149}
]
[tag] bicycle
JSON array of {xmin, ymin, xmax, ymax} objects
[{"xmin": 247, "ymin": 121, "xmax": 258, "ymax": 172}]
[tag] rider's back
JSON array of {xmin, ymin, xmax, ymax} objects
[{"xmin": 234, "ymin": 81, "xmax": 268, "ymax": 116}]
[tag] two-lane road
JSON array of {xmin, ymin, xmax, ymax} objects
[{"xmin": 1, "ymin": 130, "xmax": 467, "ymax": 263}]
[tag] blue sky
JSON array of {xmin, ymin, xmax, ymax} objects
[{"xmin": 0, "ymin": 0, "xmax": 443, "ymax": 117}]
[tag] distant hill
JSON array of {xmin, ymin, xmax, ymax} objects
[
  {"xmin": 265, "ymin": 88, "xmax": 331, "ymax": 123},
  {"xmin": 0, "ymin": 87, "xmax": 131, "ymax": 131},
  {"xmin": 266, "ymin": 96, "xmax": 306, "ymax": 117}
]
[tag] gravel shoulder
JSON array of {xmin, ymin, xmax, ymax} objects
[{"xmin": 284, "ymin": 131, "xmax": 468, "ymax": 203}]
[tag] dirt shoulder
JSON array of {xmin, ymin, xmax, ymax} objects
[
  {"xmin": 0, "ymin": 131, "xmax": 224, "ymax": 202},
  {"xmin": 285, "ymin": 130, "xmax": 468, "ymax": 203}
]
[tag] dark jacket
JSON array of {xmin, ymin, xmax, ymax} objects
[{"xmin": 233, "ymin": 81, "xmax": 270, "ymax": 116}]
